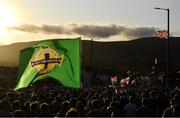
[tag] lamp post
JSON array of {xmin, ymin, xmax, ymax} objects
[
  {"xmin": 154, "ymin": 7, "xmax": 170, "ymax": 76},
  {"xmin": 90, "ymin": 39, "xmax": 93, "ymax": 67}
]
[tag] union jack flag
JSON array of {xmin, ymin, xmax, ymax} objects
[
  {"xmin": 156, "ymin": 30, "xmax": 168, "ymax": 39},
  {"xmin": 111, "ymin": 76, "xmax": 117, "ymax": 85},
  {"xmin": 111, "ymin": 76, "xmax": 117, "ymax": 82}
]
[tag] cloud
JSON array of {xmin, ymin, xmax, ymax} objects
[
  {"xmin": 70, "ymin": 24, "xmax": 123, "ymax": 38},
  {"xmin": 41, "ymin": 24, "xmax": 69, "ymax": 34},
  {"xmin": 7, "ymin": 24, "xmax": 68, "ymax": 34},
  {"xmin": 7, "ymin": 23, "xmax": 157, "ymax": 39},
  {"xmin": 122, "ymin": 27, "xmax": 157, "ymax": 38},
  {"xmin": 7, "ymin": 24, "xmax": 40, "ymax": 33}
]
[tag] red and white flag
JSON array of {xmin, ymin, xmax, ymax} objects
[
  {"xmin": 120, "ymin": 77, "xmax": 130, "ymax": 85},
  {"xmin": 120, "ymin": 78, "xmax": 125, "ymax": 84},
  {"xmin": 111, "ymin": 76, "xmax": 117, "ymax": 85},
  {"xmin": 156, "ymin": 30, "xmax": 168, "ymax": 39},
  {"xmin": 124, "ymin": 77, "xmax": 130, "ymax": 85}
]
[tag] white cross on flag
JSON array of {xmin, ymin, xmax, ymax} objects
[
  {"xmin": 111, "ymin": 76, "xmax": 117, "ymax": 82},
  {"xmin": 156, "ymin": 30, "xmax": 168, "ymax": 39}
]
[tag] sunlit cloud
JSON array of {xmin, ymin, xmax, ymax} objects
[
  {"xmin": 7, "ymin": 23, "xmax": 158, "ymax": 40},
  {"xmin": 122, "ymin": 27, "xmax": 157, "ymax": 39},
  {"xmin": 70, "ymin": 24, "xmax": 122, "ymax": 38}
]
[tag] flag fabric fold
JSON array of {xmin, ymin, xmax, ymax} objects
[{"xmin": 15, "ymin": 37, "xmax": 81, "ymax": 90}]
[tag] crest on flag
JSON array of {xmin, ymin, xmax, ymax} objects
[{"xmin": 31, "ymin": 48, "xmax": 64, "ymax": 74}]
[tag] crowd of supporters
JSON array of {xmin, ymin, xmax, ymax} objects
[{"xmin": 0, "ymin": 71, "xmax": 180, "ymax": 117}]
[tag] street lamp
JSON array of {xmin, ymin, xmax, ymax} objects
[
  {"xmin": 154, "ymin": 7, "xmax": 170, "ymax": 76},
  {"xmin": 90, "ymin": 39, "xmax": 93, "ymax": 67}
]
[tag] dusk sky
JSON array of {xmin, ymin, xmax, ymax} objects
[{"xmin": 0, "ymin": 0, "xmax": 179, "ymax": 44}]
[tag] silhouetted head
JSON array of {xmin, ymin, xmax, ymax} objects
[
  {"xmin": 91, "ymin": 100, "xmax": 98, "ymax": 109},
  {"xmin": 65, "ymin": 108, "xmax": 79, "ymax": 117},
  {"xmin": 129, "ymin": 96, "xmax": 135, "ymax": 103},
  {"xmin": 62, "ymin": 100, "xmax": 70, "ymax": 109},
  {"xmin": 0, "ymin": 99, "xmax": 11, "ymax": 112},
  {"xmin": 141, "ymin": 97, "xmax": 149, "ymax": 106},
  {"xmin": 30, "ymin": 101, "xmax": 39, "ymax": 113},
  {"xmin": 12, "ymin": 100, "xmax": 21, "ymax": 111},
  {"xmin": 111, "ymin": 101, "xmax": 117, "ymax": 107},
  {"xmin": 40, "ymin": 103, "xmax": 49, "ymax": 113},
  {"xmin": 104, "ymin": 98, "xmax": 110, "ymax": 106},
  {"xmin": 13, "ymin": 109, "xmax": 25, "ymax": 117},
  {"xmin": 76, "ymin": 100, "xmax": 83, "ymax": 110}
]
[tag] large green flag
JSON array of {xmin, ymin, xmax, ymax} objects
[{"xmin": 15, "ymin": 37, "xmax": 81, "ymax": 90}]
